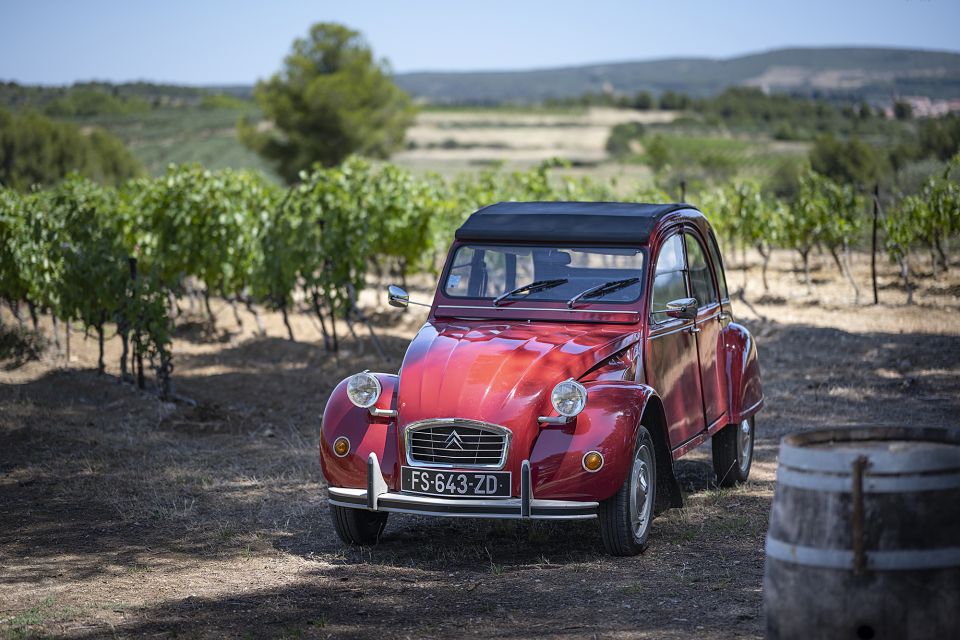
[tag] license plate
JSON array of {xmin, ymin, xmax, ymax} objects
[{"xmin": 401, "ymin": 466, "xmax": 511, "ymax": 498}]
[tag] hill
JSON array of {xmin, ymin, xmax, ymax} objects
[{"xmin": 394, "ymin": 47, "xmax": 960, "ymax": 104}]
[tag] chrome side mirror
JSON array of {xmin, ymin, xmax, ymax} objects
[
  {"xmin": 387, "ymin": 284, "xmax": 409, "ymax": 308},
  {"xmin": 665, "ymin": 297, "xmax": 698, "ymax": 320},
  {"xmin": 387, "ymin": 284, "xmax": 432, "ymax": 309}
]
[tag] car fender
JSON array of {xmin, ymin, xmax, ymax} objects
[
  {"xmin": 529, "ymin": 381, "xmax": 678, "ymax": 505},
  {"xmin": 723, "ymin": 322, "xmax": 764, "ymax": 422},
  {"xmin": 320, "ymin": 373, "xmax": 399, "ymax": 490}
]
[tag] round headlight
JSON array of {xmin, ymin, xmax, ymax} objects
[
  {"xmin": 551, "ymin": 379, "xmax": 587, "ymax": 417},
  {"xmin": 347, "ymin": 372, "xmax": 381, "ymax": 408}
]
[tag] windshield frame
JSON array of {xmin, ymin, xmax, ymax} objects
[{"xmin": 437, "ymin": 242, "xmax": 649, "ymax": 308}]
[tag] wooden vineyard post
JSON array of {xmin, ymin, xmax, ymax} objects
[
  {"xmin": 129, "ymin": 257, "xmax": 145, "ymax": 390},
  {"xmin": 871, "ymin": 183, "xmax": 880, "ymax": 305}
]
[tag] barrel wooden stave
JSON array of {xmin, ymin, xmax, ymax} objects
[{"xmin": 766, "ymin": 560, "xmax": 960, "ymax": 640}]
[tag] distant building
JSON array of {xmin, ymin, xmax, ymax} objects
[{"xmin": 884, "ymin": 95, "xmax": 960, "ymax": 119}]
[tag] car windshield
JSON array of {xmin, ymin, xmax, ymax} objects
[{"xmin": 443, "ymin": 245, "xmax": 646, "ymax": 305}]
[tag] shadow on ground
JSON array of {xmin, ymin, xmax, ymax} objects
[{"xmin": 2, "ymin": 322, "xmax": 958, "ymax": 638}]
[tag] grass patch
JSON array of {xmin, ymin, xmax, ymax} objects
[{"xmin": 2, "ymin": 597, "xmax": 55, "ymax": 639}]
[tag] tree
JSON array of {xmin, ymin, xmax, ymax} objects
[
  {"xmin": 645, "ymin": 136, "xmax": 671, "ymax": 173},
  {"xmin": 809, "ymin": 134, "xmax": 888, "ymax": 187},
  {"xmin": 239, "ymin": 23, "xmax": 415, "ymax": 183},
  {"xmin": 632, "ymin": 91, "xmax": 654, "ymax": 110},
  {"xmin": 917, "ymin": 114, "xmax": 960, "ymax": 161},
  {"xmin": 782, "ymin": 172, "xmax": 827, "ymax": 294},
  {"xmin": 605, "ymin": 122, "xmax": 645, "ymax": 158},
  {"xmin": 659, "ymin": 91, "xmax": 690, "ymax": 111},
  {"xmin": 885, "ymin": 194, "xmax": 923, "ymax": 304},
  {"xmin": 45, "ymin": 176, "xmax": 129, "ymax": 373},
  {"xmin": 893, "ymin": 101, "xmax": 913, "ymax": 120},
  {"xmin": 0, "ymin": 188, "xmax": 32, "ymax": 322},
  {"xmin": 0, "ymin": 108, "xmax": 142, "ymax": 190}
]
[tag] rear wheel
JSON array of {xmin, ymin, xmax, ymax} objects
[
  {"xmin": 599, "ymin": 426, "xmax": 656, "ymax": 556},
  {"xmin": 712, "ymin": 416, "xmax": 755, "ymax": 487},
  {"xmin": 330, "ymin": 505, "xmax": 388, "ymax": 546}
]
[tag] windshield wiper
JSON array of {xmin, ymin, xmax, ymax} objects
[
  {"xmin": 566, "ymin": 277, "xmax": 641, "ymax": 308},
  {"xmin": 493, "ymin": 279, "xmax": 568, "ymax": 306}
]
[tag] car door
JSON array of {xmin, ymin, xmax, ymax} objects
[
  {"xmin": 645, "ymin": 232, "xmax": 705, "ymax": 448},
  {"xmin": 684, "ymin": 230, "xmax": 727, "ymax": 430}
]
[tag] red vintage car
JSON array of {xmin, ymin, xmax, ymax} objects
[{"xmin": 321, "ymin": 202, "xmax": 763, "ymax": 555}]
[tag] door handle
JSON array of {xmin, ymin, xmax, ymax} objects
[{"xmin": 688, "ymin": 324, "xmax": 701, "ymax": 334}]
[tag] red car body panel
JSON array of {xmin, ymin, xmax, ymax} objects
[
  {"xmin": 320, "ymin": 206, "xmax": 763, "ymax": 508},
  {"xmin": 320, "ymin": 373, "xmax": 400, "ymax": 490},
  {"xmin": 724, "ymin": 322, "xmax": 764, "ymax": 422},
  {"xmin": 529, "ymin": 381, "xmax": 656, "ymax": 501}
]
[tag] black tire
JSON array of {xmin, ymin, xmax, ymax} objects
[
  {"xmin": 599, "ymin": 426, "xmax": 656, "ymax": 556},
  {"xmin": 712, "ymin": 416, "xmax": 755, "ymax": 488},
  {"xmin": 330, "ymin": 505, "xmax": 388, "ymax": 546}
]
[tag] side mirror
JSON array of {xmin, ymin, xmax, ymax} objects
[
  {"xmin": 387, "ymin": 284, "xmax": 409, "ymax": 308},
  {"xmin": 665, "ymin": 297, "xmax": 698, "ymax": 320}
]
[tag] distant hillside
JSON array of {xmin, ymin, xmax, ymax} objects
[{"xmin": 394, "ymin": 47, "xmax": 960, "ymax": 104}]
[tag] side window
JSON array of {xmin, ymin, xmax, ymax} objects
[
  {"xmin": 685, "ymin": 233, "xmax": 719, "ymax": 308},
  {"xmin": 651, "ymin": 234, "xmax": 688, "ymax": 320},
  {"xmin": 705, "ymin": 231, "xmax": 729, "ymax": 301}
]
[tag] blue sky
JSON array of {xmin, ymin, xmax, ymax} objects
[{"xmin": 1, "ymin": 0, "xmax": 958, "ymax": 85}]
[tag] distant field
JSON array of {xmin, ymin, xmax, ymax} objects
[
  {"xmin": 396, "ymin": 107, "xmax": 677, "ymax": 182},
  {"xmin": 72, "ymin": 107, "xmax": 280, "ymax": 180},
  {"xmin": 394, "ymin": 107, "xmax": 808, "ymax": 187},
  {"xmin": 72, "ymin": 104, "xmax": 808, "ymax": 188}
]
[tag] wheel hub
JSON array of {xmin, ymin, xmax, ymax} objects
[
  {"xmin": 630, "ymin": 444, "xmax": 654, "ymax": 540},
  {"xmin": 737, "ymin": 418, "xmax": 753, "ymax": 473}
]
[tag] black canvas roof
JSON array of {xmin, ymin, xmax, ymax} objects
[{"xmin": 454, "ymin": 201, "xmax": 697, "ymax": 244}]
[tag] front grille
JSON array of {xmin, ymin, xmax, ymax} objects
[{"xmin": 405, "ymin": 420, "xmax": 511, "ymax": 469}]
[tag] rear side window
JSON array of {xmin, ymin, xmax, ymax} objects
[
  {"xmin": 705, "ymin": 231, "xmax": 729, "ymax": 301},
  {"xmin": 651, "ymin": 234, "xmax": 688, "ymax": 319},
  {"xmin": 685, "ymin": 233, "xmax": 719, "ymax": 307}
]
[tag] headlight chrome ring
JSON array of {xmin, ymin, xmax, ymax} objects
[
  {"xmin": 346, "ymin": 371, "xmax": 382, "ymax": 408},
  {"xmin": 551, "ymin": 379, "xmax": 587, "ymax": 417}
]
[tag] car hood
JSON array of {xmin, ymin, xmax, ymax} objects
[{"xmin": 397, "ymin": 320, "xmax": 639, "ymax": 431}]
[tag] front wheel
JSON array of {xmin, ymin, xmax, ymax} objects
[
  {"xmin": 330, "ymin": 505, "xmax": 388, "ymax": 546},
  {"xmin": 598, "ymin": 426, "xmax": 656, "ymax": 556},
  {"xmin": 712, "ymin": 416, "xmax": 755, "ymax": 487}
]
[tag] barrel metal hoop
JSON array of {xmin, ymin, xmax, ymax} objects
[
  {"xmin": 780, "ymin": 447, "xmax": 960, "ymax": 475},
  {"xmin": 765, "ymin": 536, "xmax": 960, "ymax": 570},
  {"xmin": 776, "ymin": 467, "xmax": 960, "ymax": 493},
  {"xmin": 779, "ymin": 428, "xmax": 960, "ymax": 475}
]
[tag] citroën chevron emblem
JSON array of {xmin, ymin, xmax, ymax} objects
[{"xmin": 444, "ymin": 430, "xmax": 465, "ymax": 450}]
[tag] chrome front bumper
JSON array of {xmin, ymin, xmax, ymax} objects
[{"xmin": 327, "ymin": 453, "xmax": 598, "ymax": 520}]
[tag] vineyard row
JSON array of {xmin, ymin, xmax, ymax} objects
[{"xmin": 1, "ymin": 156, "xmax": 957, "ymax": 395}]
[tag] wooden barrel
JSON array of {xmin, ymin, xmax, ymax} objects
[{"xmin": 764, "ymin": 427, "xmax": 960, "ymax": 640}]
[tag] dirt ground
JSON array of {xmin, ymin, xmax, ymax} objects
[
  {"xmin": 394, "ymin": 107, "xmax": 673, "ymax": 182},
  {"xmin": 1, "ymin": 249, "xmax": 959, "ymax": 639}
]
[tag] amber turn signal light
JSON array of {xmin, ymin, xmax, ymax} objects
[
  {"xmin": 333, "ymin": 437, "xmax": 351, "ymax": 457},
  {"xmin": 582, "ymin": 451, "xmax": 604, "ymax": 472}
]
